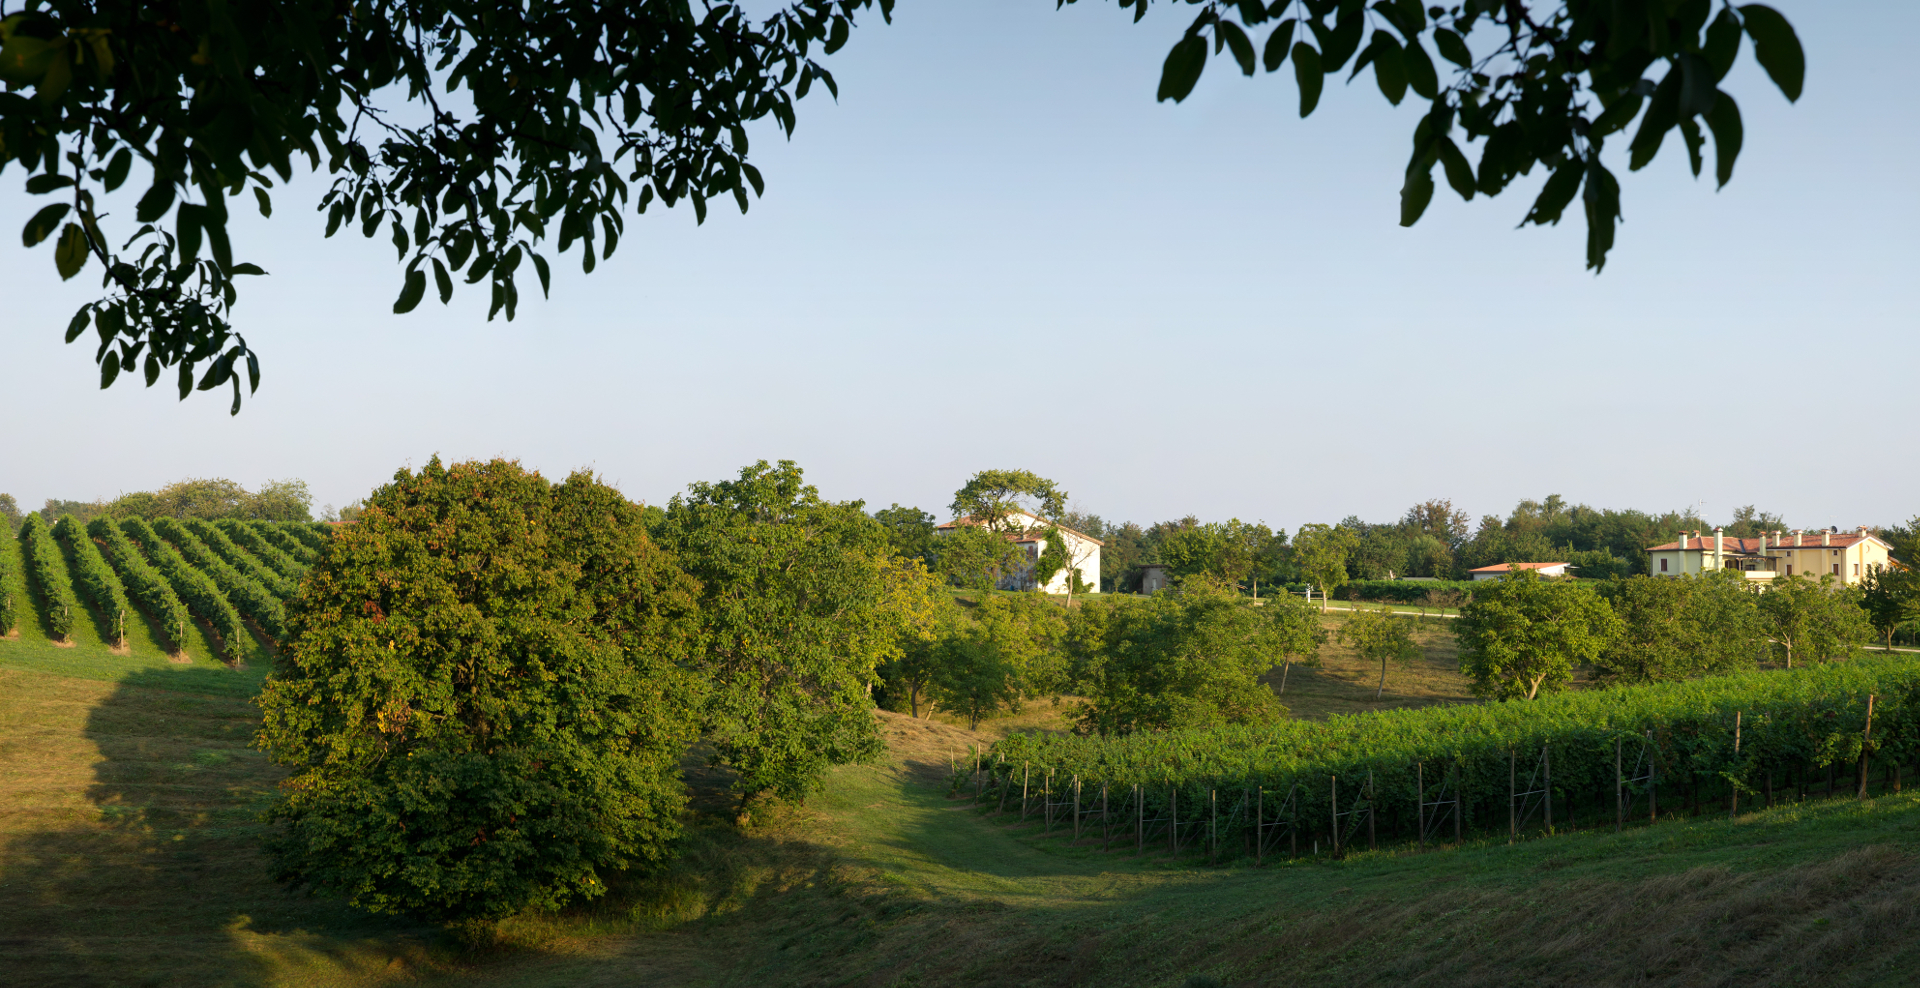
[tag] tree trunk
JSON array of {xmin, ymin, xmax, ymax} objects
[
  {"xmin": 1279, "ymin": 660, "xmax": 1291, "ymax": 695},
  {"xmin": 1376, "ymin": 658, "xmax": 1387, "ymax": 700}
]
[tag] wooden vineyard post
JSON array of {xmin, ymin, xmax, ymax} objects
[
  {"xmin": 1136, "ymin": 785, "xmax": 1144, "ymax": 856},
  {"xmin": 975, "ymin": 751, "xmax": 983, "ymax": 799},
  {"xmin": 1021, "ymin": 763, "xmax": 1030, "ymax": 821},
  {"xmin": 1453, "ymin": 764, "xmax": 1462, "ymax": 845},
  {"xmin": 1210, "ymin": 789, "xmax": 1218, "ymax": 866},
  {"xmin": 1256, "ymin": 786, "xmax": 1264, "ymax": 866},
  {"xmin": 1169, "ymin": 787, "xmax": 1179, "ymax": 858},
  {"xmin": 1508, "ymin": 747, "xmax": 1516, "ymax": 844},
  {"xmin": 998, "ymin": 761, "xmax": 1011, "ymax": 813},
  {"xmin": 1367, "ymin": 770, "xmax": 1377, "ymax": 852},
  {"xmin": 1730, "ymin": 712, "xmax": 1742, "ymax": 819},
  {"xmin": 1417, "ymin": 762, "xmax": 1426, "ymax": 850},
  {"xmin": 1649, "ymin": 742, "xmax": 1657, "ymax": 823},
  {"xmin": 1860, "ymin": 694, "xmax": 1876, "ymax": 800},
  {"xmin": 1544, "ymin": 746, "xmax": 1552, "ymax": 834},
  {"xmin": 1766, "ymin": 772, "xmax": 1773, "ymax": 808},
  {"xmin": 1101, "ymin": 783, "xmax": 1110, "ymax": 851},
  {"xmin": 1045, "ymin": 769, "xmax": 1055, "ymax": 832},
  {"xmin": 1073, "ymin": 775, "xmax": 1081, "ymax": 841},
  {"xmin": 1329, "ymin": 775, "xmax": 1338, "ymax": 857},
  {"xmin": 1615, "ymin": 738, "xmax": 1623, "ymax": 833}
]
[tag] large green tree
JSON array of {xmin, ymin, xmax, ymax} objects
[
  {"xmin": 1339, "ymin": 606, "xmax": 1420, "ymax": 701},
  {"xmin": 1291, "ymin": 522, "xmax": 1358, "ymax": 610},
  {"xmin": 1594, "ymin": 571, "xmax": 1763, "ymax": 684},
  {"xmin": 949, "ymin": 469, "xmax": 1067, "ymax": 533},
  {"xmin": 1758, "ymin": 575, "xmax": 1869, "ymax": 668},
  {"xmin": 654, "ymin": 459, "xmax": 896, "ymax": 803},
  {"xmin": 1858, "ymin": 567, "xmax": 1919, "ymax": 653},
  {"xmin": 1453, "ymin": 570, "xmax": 1620, "ymax": 700},
  {"xmin": 255, "ymin": 458, "xmax": 701, "ymax": 930}
]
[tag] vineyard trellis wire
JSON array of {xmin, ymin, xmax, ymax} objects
[{"xmin": 954, "ymin": 656, "xmax": 1920, "ymax": 866}]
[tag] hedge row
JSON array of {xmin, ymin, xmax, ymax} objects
[
  {"xmin": 215, "ymin": 518, "xmax": 308, "ymax": 581},
  {"xmin": 988, "ymin": 655, "xmax": 1920, "ymax": 856},
  {"xmin": 250, "ymin": 520, "xmax": 317, "ymax": 565},
  {"xmin": 19, "ymin": 514, "xmax": 80, "ymax": 640},
  {"xmin": 1332, "ymin": 579, "xmax": 1483, "ymax": 604},
  {"xmin": 121, "ymin": 518, "xmax": 252, "ymax": 661},
  {"xmin": 89, "ymin": 518, "xmax": 193, "ymax": 652},
  {"xmin": 155, "ymin": 518, "xmax": 285, "ymax": 642},
  {"xmin": 53, "ymin": 515, "xmax": 132, "ymax": 647},
  {"xmin": 281, "ymin": 521, "xmax": 330, "ymax": 554},
  {"xmin": 186, "ymin": 518, "xmax": 296, "ymax": 598},
  {"xmin": 0, "ymin": 526, "xmax": 17, "ymax": 637}
]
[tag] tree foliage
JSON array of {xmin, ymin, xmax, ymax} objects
[
  {"xmin": 5, "ymin": 0, "xmax": 892, "ymax": 410},
  {"xmin": 1758, "ymin": 575, "xmax": 1869, "ymax": 668},
  {"xmin": 1338, "ymin": 606, "xmax": 1420, "ymax": 700},
  {"xmin": 1076, "ymin": 581, "xmax": 1304, "ymax": 735},
  {"xmin": 1859, "ymin": 567, "xmax": 1920, "ymax": 653},
  {"xmin": 256, "ymin": 458, "xmax": 701, "ymax": 927},
  {"xmin": 655, "ymin": 459, "xmax": 895, "ymax": 803},
  {"xmin": 950, "ymin": 469, "xmax": 1067, "ymax": 533},
  {"xmin": 0, "ymin": 520, "xmax": 19, "ymax": 635},
  {"xmin": 1453, "ymin": 570, "xmax": 1619, "ymax": 700},
  {"xmin": 1594, "ymin": 571, "xmax": 1763, "ymax": 684},
  {"xmin": 1291, "ymin": 522, "xmax": 1357, "ymax": 608},
  {"xmin": 1114, "ymin": 0, "xmax": 1804, "ymax": 270}
]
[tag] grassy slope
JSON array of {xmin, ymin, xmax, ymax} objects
[{"xmin": 5, "ymin": 647, "xmax": 1920, "ymax": 988}]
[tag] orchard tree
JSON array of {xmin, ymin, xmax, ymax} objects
[
  {"xmin": 1595, "ymin": 570, "xmax": 1763, "ymax": 683},
  {"xmin": 1759, "ymin": 575, "xmax": 1870, "ymax": 668},
  {"xmin": 655, "ymin": 459, "xmax": 896, "ymax": 803},
  {"xmin": 1339, "ymin": 606, "xmax": 1420, "ymax": 701},
  {"xmin": 1453, "ymin": 570, "xmax": 1620, "ymax": 700},
  {"xmin": 255, "ymin": 458, "xmax": 701, "ymax": 932},
  {"xmin": 1292, "ymin": 522, "xmax": 1358, "ymax": 610},
  {"xmin": 1859, "ymin": 567, "xmax": 1919, "ymax": 652},
  {"xmin": 949, "ymin": 469, "xmax": 1067, "ymax": 533}
]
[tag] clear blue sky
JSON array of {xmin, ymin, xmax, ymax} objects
[{"xmin": 3, "ymin": 1, "xmax": 1914, "ymax": 533}]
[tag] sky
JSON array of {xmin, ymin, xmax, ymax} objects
[{"xmin": 2, "ymin": 2, "xmax": 1914, "ymax": 534}]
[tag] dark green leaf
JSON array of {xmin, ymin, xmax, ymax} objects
[
  {"xmin": 229, "ymin": 262, "xmax": 268, "ymax": 276},
  {"xmin": 253, "ymin": 187, "xmax": 273, "ymax": 218},
  {"xmin": 1263, "ymin": 18, "xmax": 1297, "ymax": 72},
  {"xmin": 393, "ymin": 269, "xmax": 427, "ymax": 314},
  {"xmin": 55, "ymin": 224, "xmax": 89, "ymax": 280},
  {"xmin": 1583, "ymin": 160, "xmax": 1622, "ymax": 271},
  {"xmin": 1292, "ymin": 43, "xmax": 1324, "ymax": 116},
  {"xmin": 23, "ymin": 203, "xmax": 70, "ymax": 246},
  {"xmin": 1703, "ymin": 92, "xmax": 1744, "ymax": 188},
  {"xmin": 103, "ymin": 149, "xmax": 133, "ymax": 193},
  {"xmin": 1437, "ymin": 137, "xmax": 1475, "ymax": 201},
  {"xmin": 175, "ymin": 204, "xmax": 204, "ymax": 263},
  {"xmin": 1589, "ymin": 92, "xmax": 1645, "ymax": 138},
  {"xmin": 1219, "ymin": 21, "xmax": 1257, "ymax": 76},
  {"xmin": 432, "ymin": 258, "xmax": 453, "ymax": 303},
  {"xmin": 1679, "ymin": 118, "xmax": 1705, "ymax": 178},
  {"xmin": 99, "ymin": 349, "xmax": 121, "ymax": 389},
  {"xmin": 1678, "ymin": 53, "xmax": 1717, "ymax": 119},
  {"xmin": 1399, "ymin": 165, "xmax": 1435, "ymax": 227},
  {"xmin": 246, "ymin": 351, "xmax": 260, "ymax": 393},
  {"xmin": 1524, "ymin": 163, "xmax": 1584, "ymax": 226},
  {"xmin": 1628, "ymin": 70, "xmax": 1681, "ymax": 171},
  {"xmin": 1402, "ymin": 37, "xmax": 1438, "ymax": 100},
  {"xmin": 25, "ymin": 174, "xmax": 75, "ymax": 195},
  {"xmin": 1394, "ymin": 0, "xmax": 1425, "ymax": 34},
  {"xmin": 531, "ymin": 253, "xmax": 552, "ymax": 298},
  {"xmin": 1703, "ymin": 8, "xmax": 1742, "ymax": 81},
  {"xmin": 1158, "ymin": 35, "xmax": 1208, "ymax": 102},
  {"xmin": 1740, "ymin": 5, "xmax": 1803, "ymax": 102},
  {"xmin": 1321, "ymin": 6, "xmax": 1364, "ymax": 72},
  {"xmin": 65, "ymin": 308, "xmax": 90, "ymax": 343},
  {"xmin": 1369, "ymin": 32, "xmax": 1407, "ymax": 105},
  {"xmin": 135, "ymin": 182, "xmax": 176, "ymax": 223},
  {"xmin": 1236, "ymin": 0, "xmax": 1269, "ymax": 26},
  {"xmin": 825, "ymin": 16, "xmax": 849, "ymax": 55},
  {"xmin": 1434, "ymin": 28, "xmax": 1470, "ymax": 68}
]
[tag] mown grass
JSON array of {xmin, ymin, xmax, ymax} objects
[{"xmin": 7, "ymin": 618, "xmax": 1920, "ymax": 987}]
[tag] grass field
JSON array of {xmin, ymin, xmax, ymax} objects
[{"xmin": 7, "ymin": 607, "xmax": 1920, "ymax": 986}]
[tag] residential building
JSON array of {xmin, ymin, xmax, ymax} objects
[
  {"xmin": 935, "ymin": 509, "xmax": 1102, "ymax": 594},
  {"xmin": 1645, "ymin": 527, "xmax": 1893, "ymax": 585},
  {"xmin": 1467, "ymin": 561, "xmax": 1571, "ymax": 581}
]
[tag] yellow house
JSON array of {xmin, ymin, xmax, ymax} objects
[{"xmin": 1646, "ymin": 527, "xmax": 1894, "ymax": 585}]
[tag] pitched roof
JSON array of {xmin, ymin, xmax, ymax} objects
[
  {"xmin": 1467, "ymin": 561, "xmax": 1569, "ymax": 573},
  {"xmin": 1648, "ymin": 532, "xmax": 1884, "ymax": 553}
]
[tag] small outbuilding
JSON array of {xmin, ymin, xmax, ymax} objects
[{"xmin": 1467, "ymin": 561, "xmax": 1570, "ymax": 581}]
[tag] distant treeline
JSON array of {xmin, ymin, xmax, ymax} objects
[
  {"xmin": 3, "ymin": 478, "xmax": 313, "ymax": 532},
  {"xmin": 874, "ymin": 495, "xmax": 1920, "ymax": 594}
]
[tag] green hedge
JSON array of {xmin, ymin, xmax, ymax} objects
[
  {"xmin": 187, "ymin": 518, "xmax": 296, "ymax": 599},
  {"xmin": 121, "ymin": 517, "xmax": 252, "ymax": 661},
  {"xmin": 215, "ymin": 518, "xmax": 307, "ymax": 582},
  {"xmin": 54, "ymin": 514, "xmax": 133, "ymax": 647},
  {"xmin": 19, "ymin": 514, "xmax": 80, "ymax": 641},
  {"xmin": 279, "ymin": 520, "xmax": 329, "ymax": 555},
  {"xmin": 1335, "ymin": 579, "xmax": 1483, "ymax": 604},
  {"xmin": 988, "ymin": 655, "xmax": 1920, "ymax": 859},
  {"xmin": 89, "ymin": 517, "xmax": 193, "ymax": 652},
  {"xmin": 155, "ymin": 518, "xmax": 285, "ymax": 642},
  {"xmin": 0, "ymin": 525, "xmax": 18, "ymax": 637}
]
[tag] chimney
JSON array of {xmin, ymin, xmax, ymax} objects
[
  {"xmin": 1714, "ymin": 527, "xmax": 1724, "ymax": 569},
  {"xmin": 1822, "ymin": 529, "xmax": 1831, "ymax": 547},
  {"xmin": 1793, "ymin": 529, "xmax": 1802, "ymax": 547},
  {"xmin": 1759, "ymin": 530, "xmax": 1768, "ymax": 557}
]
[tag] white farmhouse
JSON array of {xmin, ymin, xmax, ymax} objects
[
  {"xmin": 1467, "ymin": 561, "xmax": 1571, "ymax": 581},
  {"xmin": 936, "ymin": 509, "xmax": 1102, "ymax": 595}
]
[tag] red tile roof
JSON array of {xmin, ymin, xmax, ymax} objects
[
  {"xmin": 1467, "ymin": 561, "xmax": 1569, "ymax": 573},
  {"xmin": 1648, "ymin": 533, "xmax": 1879, "ymax": 553}
]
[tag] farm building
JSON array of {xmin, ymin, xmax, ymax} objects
[
  {"xmin": 1467, "ymin": 561, "xmax": 1571, "ymax": 581},
  {"xmin": 1646, "ymin": 527, "xmax": 1892, "ymax": 585},
  {"xmin": 936, "ymin": 509, "xmax": 1101, "ymax": 595}
]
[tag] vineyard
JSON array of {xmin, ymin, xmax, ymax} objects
[
  {"xmin": 976, "ymin": 655, "xmax": 1920, "ymax": 862},
  {"xmin": 0, "ymin": 516, "xmax": 332, "ymax": 663}
]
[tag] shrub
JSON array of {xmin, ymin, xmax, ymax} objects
[
  {"xmin": 54, "ymin": 514, "xmax": 133, "ymax": 647},
  {"xmin": 19, "ymin": 514, "xmax": 80, "ymax": 640},
  {"xmin": 89, "ymin": 517, "xmax": 193, "ymax": 651},
  {"xmin": 215, "ymin": 518, "xmax": 307, "ymax": 581},
  {"xmin": 256, "ymin": 458, "xmax": 701, "ymax": 928},
  {"xmin": 154, "ymin": 517, "xmax": 286, "ymax": 641},
  {"xmin": 120, "ymin": 517, "xmax": 252, "ymax": 661}
]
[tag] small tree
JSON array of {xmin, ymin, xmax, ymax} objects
[
  {"xmin": 1454, "ymin": 571, "xmax": 1620, "ymax": 700},
  {"xmin": 1859, "ymin": 567, "xmax": 1919, "ymax": 652},
  {"xmin": 1760, "ymin": 575, "xmax": 1871, "ymax": 667},
  {"xmin": 1266, "ymin": 593, "xmax": 1326, "ymax": 695},
  {"xmin": 1077, "ymin": 580, "xmax": 1293, "ymax": 735},
  {"xmin": 1596, "ymin": 572, "xmax": 1764, "ymax": 684},
  {"xmin": 1340, "ymin": 608, "xmax": 1421, "ymax": 701},
  {"xmin": 930, "ymin": 631, "xmax": 1021, "ymax": 730}
]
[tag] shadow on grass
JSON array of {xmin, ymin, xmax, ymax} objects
[{"xmin": 0, "ymin": 668, "xmax": 438, "ymax": 987}]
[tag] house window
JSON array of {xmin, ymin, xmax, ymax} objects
[
  {"xmin": 1854, "ymin": 563, "xmax": 1860, "ymax": 576},
  {"xmin": 1659, "ymin": 558, "xmax": 1668, "ymax": 573},
  {"xmin": 1787, "ymin": 564, "xmax": 1793, "ymax": 576},
  {"xmin": 1832, "ymin": 564, "xmax": 1840, "ymax": 576}
]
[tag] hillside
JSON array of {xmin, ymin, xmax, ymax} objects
[{"xmin": 5, "ymin": 648, "xmax": 1920, "ymax": 987}]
